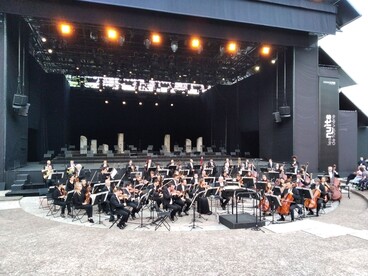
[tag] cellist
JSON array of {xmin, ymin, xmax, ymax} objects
[
  {"xmin": 277, "ymin": 181, "xmax": 302, "ymax": 222},
  {"xmin": 307, "ymin": 177, "xmax": 327, "ymax": 217}
]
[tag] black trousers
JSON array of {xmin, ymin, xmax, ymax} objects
[
  {"xmin": 54, "ymin": 201, "xmax": 71, "ymax": 214},
  {"xmin": 115, "ymin": 208, "xmax": 130, "ymax": 225},
  {"xmin": 76, "ymin": 204, "xmax": 93, "ymax": 218},
  {"xmin": 165, "ymin": 203, "xmax": 181, "ymax": 219},
  {"xmin": 127, "ymin": 201, "xmax": 140, "ymax": 216}
]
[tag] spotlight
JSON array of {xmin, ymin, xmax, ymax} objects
[
  {"xmin": 271, "ymin": 58, "xmax": 277, "ymax": 64},
  {"xmin": 191, "ymin": 37, "xmax": 201, "ymax": 49},
  {"xmin": 155, "ymin": 102, "xmax": 159, "ymax": 106},
  {"xmin": 227, "ymin": 41, "xmax": 238, "ymax": 54},
  {"xmin": 122, "ymin": 101, "xmax": 126, "ymax": 105},
  {"xmin": 139, "ymin": 102, "xmax": 143, "ymax": 106},
  {"xmin": 105, "ymin": 100, "xmax": 109, "ymax": 104},
  {"xmin": 106, "ymin": 27, "xmax": 119, "ymax": 41},
  {"xmin": 260, "ymin": 45, "xmax": 271, "ymax": 56},
  {"xmin": 41, "ymin": 37, "xmax": 47, "ymax": 43},
  {"xmin": 255, "ymin": 65, "xmax": 260, "ymax": 72},
  {"xmin": 47, "ymin": 49, "xmax": 53, "ymax": 54},
  {"xmin": 58, "ymin": 22, "xmax": 72, "ymax": 36},
  {"xmin": 171, "ymin": 41, "xmax": 178, "ymax": 53},
  {"xmin": 170, "ymin": 103, "xmax": 174, "ymax": 107},
  {"xmin": 151, "ymin": 33, "xmax": 161, "ymax": 44}
]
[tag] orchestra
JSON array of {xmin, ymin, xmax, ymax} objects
[{"xmin": 41, "ymin": 155, "xmax": 343, "ymax": 228}]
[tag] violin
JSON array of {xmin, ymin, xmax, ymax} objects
[{"xmin": 84, "ymin": 185, "xmax": 92, "ymax": 204}]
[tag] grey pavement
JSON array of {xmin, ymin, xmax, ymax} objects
[{"xmin": 0, "ymin": 188, "xmax": 367, "ymax": 276}]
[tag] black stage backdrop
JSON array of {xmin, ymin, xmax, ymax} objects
[{"xmin": 338, "ymin": 110, "xmax": 357, "ymax": 173}]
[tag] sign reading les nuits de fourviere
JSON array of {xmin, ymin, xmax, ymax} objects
[{"xmin": 319, "ymin": 77, "xmax": 339, "ymax": 171}]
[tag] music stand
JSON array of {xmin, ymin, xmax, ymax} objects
[
  {"xmin": 188, "ymin": 190, "xmax": 206, "ymax": 230},
  {"xmin": 92, "ymin": 183, "xmax": 105, "ymax": 194},
  {"xmin": 265, "ymin": 194, "xmax": 281, "ymax": 224},
  {"xmin": 267, "ymin": 172, "xmax": 279, "ymax": 182},
  {"xmin": 51, "ymin": 172, "xmax": 64, "ymax": 184},
  {"xmin": 296, "ymin": 187, "xmax": 313, "ymax": 218},
  {"xmin": 286, "ymin": 172, "xmax": 297, "ymax": 181},
  {"xmin": 134, "ymin": 191, "xmax": 151, "ymax": 230},
  {"xmin": 243, "ymin": 177, "xmax": 255, "ymax": 189},
  {"xmin": 272, "ymin": 186, "xmax": 282, "ymax": 196},
  {"xmin": 91, "ymin": 191, "xmax": 108, "ymax": 225},
  {"xmin": 256, "ymin": 181, "xmax": 267, "ymax": 191}
]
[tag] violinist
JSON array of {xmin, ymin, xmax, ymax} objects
[
  {"xmin": 100, "ymin": 177, "xmax": 114, "ymax": 216},
  {"xmin": 52, "ymin": 183, "xmax": 72, "ymax": 217},
  {"xmin": 215, "ymin": 176, "xmax": 230, "ymax": 210},
  {"xmin": 307, "ymin": 178, "xmax": 327, "ymax": 217},
  {"xmin": 162, "ymin": 182, "xmax": 182, "ymax": 221},
  {"xmin": 81, "ymin": 178, "xmax": 92, "ymax": 204},
  {"xmin": 72, "ymin": 182, "xmax": 94, "ymax": 223},
  {"xmin": 109, "ymin": 188, "xmax": 130, "ymax": 229},
  {"xmin": 176, "ymin": 179, "xmax": 191, "ymax": 215},
  {"xmin": 75, "ymin": 164, "xmax": 86, "ymax": 180},
  {"xmin": 151, "ymin": 178, "xmax": 163, "ymax": 210},
  {"xmin": 196, "ymin": 179, "xmax": 212, "ymax": 215},
  {"xmin": 122, "ymin": 183, "xmax": 141, "ymax": 219},
  {"xmin": 99, "ymin": 166, "xmax": 110, "ymax": 183},
  {"xmin": 65, "ymin": 174, "xmax": 76, "ymax": 192},
  {"xmin": 206, "ymin": 159, "xmax": 217, "ymax": 176},
  {"xmin": 277, "ymin": 181, "xmax": 302, "ymax": 222}
]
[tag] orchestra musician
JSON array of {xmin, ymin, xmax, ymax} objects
[
  {"xmin": 162, "ymin": 182, "xmax": 182, "ymax": 222},
  {"xmin": 267, "ymin": 158, "xmax": 275, "ymax": 171},
  {"xmin": 100, "ymin": 177, "xmax": 114, "ymax": 216},
  {"xmin": 307, "ymin": 178, "xmax": 327, "ymax": 217},
  {"xmin": 151, "ymin": 178, "xmax": 163, "ymax": 210},
  {"xmin": 176, "ymin": 179, "xmax": 191, "ymax": 215},
  {"xmin": 65, "ymin": 174, "xmax": 76, "ymax": 192},
  {"xmin": 75, "ymin": 164, "xmax": 86, "ymax": 180},
  {"xmin": 277, "ymin": 181, "xmax": 302, "ymax": 222},
  {"xmin": 215, "ymin": 176, "xmax": 230, "ymax": 210},
  {"xmin": 42, "ymin": 160, "xmax": 54, "ymax": 187},
  {"xmin": 206, "ymin": 159, "xmax": 217, "ymax": 176},
  {"xmin": 290, "ymin": 155, "xmax": 300, "ymax": 174},
  {"xmin": 187, "ymin": 159, "xmax": 195, "ymax": 176},
  {"xmin": 100, "ymin": 160, "xmax": 109, "ymax": 170},
  {"xmin": 99, "ymin": 166, "xmax": 110, "ymax": 183},
  {"xmin": 122, "ymin": 183, "xmax": 142, "ymax": 219},
  {"xmin": 66, "ymin": 160, "xmax": 76, "ymax": 178},
  {"xmin": 109, "ymin": 188, "xmax": 130, "ymax": 229},
  {"xmin": 52, "ymin": 183, "xmax": 72, "ymax": 217},
  {"xmin": 125, "ymin": 160, "xmax": 136, "ymax": 179},
  {"xmin": 196, "ymin": 179, "xmax": 212, "ymax": 215},
  {"xmin": 72, "ymin": 182, "xmax": 94, "ymax": 223}
]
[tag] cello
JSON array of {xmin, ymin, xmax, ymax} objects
[
  {"xmin": 304, "ymin": 187, "xmax": 320, "ymax": 209},
  {"xmin": 277, "ymin": 182, "xmax": 294, "ymax": 215}
]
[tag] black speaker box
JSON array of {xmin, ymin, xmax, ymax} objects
[
  {"xmin": 279, "ymin": 106, "xmax": 291, "ymax": 117},
  {"xmin": 12, "ymin": 94, "xmax": 28, "ymax": 108},
  {"xmin": 272, "ymin": 112, "xmax": 282, "ymax": 123}
]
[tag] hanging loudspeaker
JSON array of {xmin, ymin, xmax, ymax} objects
[{"xmin": 273, "ymin": 112, "xmax": 282, "ymax": 123}]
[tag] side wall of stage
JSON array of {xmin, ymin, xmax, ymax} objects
[{"xmin": 0, "ymin": 15, "xmax": 69, "ymax": 186}]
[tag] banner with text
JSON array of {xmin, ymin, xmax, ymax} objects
[{"xmin": 319, "ymin": 77, "xmax": 339, "ymax": 171}]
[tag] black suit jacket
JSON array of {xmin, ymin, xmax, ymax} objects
[
  {"xmin": 281, "ymin": 186, "xmax": 301, "ymax": 204},
  {"xmin": 110, "ymin": 194, "xmax": 125, "ymax": 210},
  {"xmin": 72, "ymin": 191, "xmax": 84, "ymax": 208}
]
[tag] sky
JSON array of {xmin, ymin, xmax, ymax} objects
[{"xmin": 319, "ymin": 0, "xmax": 368, "ymax": 115}]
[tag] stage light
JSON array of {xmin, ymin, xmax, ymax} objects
[
  {"xmin": 76, "ymin": 67, "xmax": 80, "ymax": 70},
  {"xmin": 41, "ymin": 37, "xmax": 47, "ymax": 43},
  {"xmin": 170, "ymin": 103, "xmax": 174, "ymax": 107},
  {"xmin": 122, "ymin": 101, "xmax": 126, "ymax": 105},
  {"xmin": 47, "ymin": 49, "xmax": 53, "ymax": 54},
  {"xmin": 151, "ymin": 33, "xmax": 161, "ymax": 44},
  {"xmin": 105, "ymin": 100, "xmax": 109, "ymax": 104},
  {"xmin": 139, "ymin": 102, "xmax": 143, "ymax": 106},
  {"xmin": 106, "ymin": 27, "xmax": 119, "ymax": 41},
  {"xmin": 190, "ymin": 37, "xmax": 201, "ymax": 49},
  {"xmin": 271, "ymin": 58, "xmax": 277, "ymax": 64},
  {"xmin": 171, "ymin": 41, "xmax": 178, "ymax": 53},
  {"xmin": 255, "ymin": 65, "xmax": 260, "ymax": 71},
  {"xmin": 58, "ymin": 22, "xmax": 72, "ymax": 36},
  {"xmin": 260, "ymin": 45, "xmax": 271, "ymax": 56},
  {"xmin": 227, "ymin": 41, "xmax": 238, "ymax": 54},
  {"xmin": 155, "ymin": 102, "xmax": 159, "ymax": 106}
]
